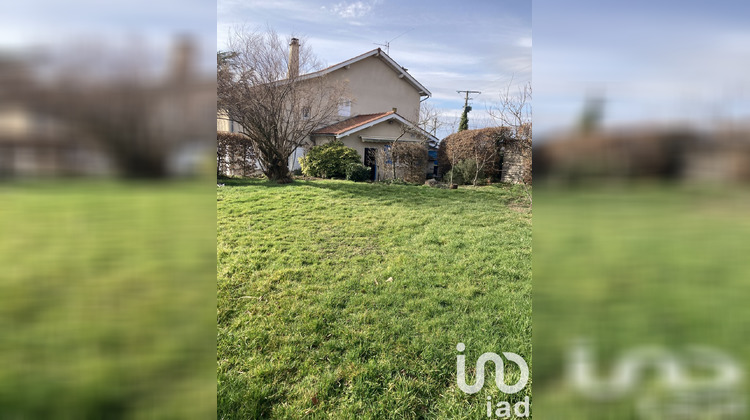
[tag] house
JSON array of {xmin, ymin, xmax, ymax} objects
[
  {"xmin": 1, "ymin": 38, "xmax": 215, "ymax": 178},
  {"xmin": 218, "ymin": 39, "xmax": 438, "ymax": 180},
  {"xmin": 310, "ymin": 109, "xmax": 437, "ymax": 180},
  {"xmin": 0, "ymin": 104, "xmax": 112, "ymax": 177},
  {"xmin": 0, "ymin": 53, "xmax": 115, "ymax": 177}
]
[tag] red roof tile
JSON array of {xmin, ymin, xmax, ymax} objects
[{"xmin": 312, "ymin": 111, "xmax": 395, "ymax": 135}]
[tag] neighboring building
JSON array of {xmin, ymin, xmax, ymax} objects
[
  {"xmin": 0, "ymin": 56, "xmax": 110, "ymax": 177},
  {"xmin": 0, "ymin": 39, "xmax": 215, "ymax": 178},
  {"xmin": 0, "ymin": 104, "xmax": 112, "ymax": 177},
  {"xmin": 218, "ymin": 41, "xmax": 438, "ymax": 179},
  {"xmin": 216, "ymin": 111, "xmax": 241, "ymax": 135},
  {"xmin": 310, "ymin": 110, "xmax": 436, "ymax": 180}
]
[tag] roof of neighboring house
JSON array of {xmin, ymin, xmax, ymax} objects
[
  {"xmin": 313, "ymin": 111, "xmax": 395, "ymax": 135},
  {"xmin": 298, "ymin": 48, "xmax": 431, "ymax": 97},
  {"xmin": 312, "ymin": 111, "xmax": 439, "ymax": 144}
]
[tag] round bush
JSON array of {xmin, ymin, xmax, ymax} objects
[
  {"xmin": 299, "ymin": 141, "xmax": 362, "ymax": 179},
  {"xmin": 345, "ymin": 162, "xmax": 371, "ymax": 182}
]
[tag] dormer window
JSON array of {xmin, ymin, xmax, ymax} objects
[{"xmin": 338, "ymin": 100, "xmax": 351, "ymax": 117}]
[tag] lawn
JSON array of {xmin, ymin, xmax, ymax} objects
[
  {"xmin": 533, "ymin": 183, "xmax": 750, "ymax": 419},
  {"xmin": 217, "ymin": 179, "xmax": 532, "ymax": 419},
  {"xmin": 0, "ymin": 180, "xmax": 216, "ymax": 419}
]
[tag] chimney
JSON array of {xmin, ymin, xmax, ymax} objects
[
  {"xmin": 170, "ymin": 35, "xmax": 195, "ymax": 84},
  {"xmin": 288, "ymin": 37, "xmax": 300, "ymax": 78},
  {"xmin": 392, "ymin": 107, "xmax": 397, "ymax": 113}
]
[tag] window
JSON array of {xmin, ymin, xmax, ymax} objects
[
  {"xmin": 338, "ymin": 100, "xmax": 351, "ymax": 117},
  {"xmin": 302, "ymin": 106, "xmax": 311, "ymax": 119}
]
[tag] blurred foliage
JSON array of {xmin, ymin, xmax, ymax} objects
[
  {"xmin": 534, "ymin": 182, "xmax": 750, "ymax": 419},
  {"xmin": 0, "ymin": 181, "xmax": 216, "ymax": 419}
]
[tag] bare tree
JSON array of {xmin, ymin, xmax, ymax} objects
[
  {"xmin": 488, "ymin": 80, "xmax": 532, "ymax": 200},
  {"xmin": 374, "ymin": 108, "xmax": 434, "ymax": 183},
  {"xmin": 218, "ymin": 27, "xmax": 348, "ymax": 183},
  {"xmin": 439, "ymin": 128, "xmax": 504, "ymax": 186},
  {"xmin": 25, "ymin": 37, "xmax": 212, "ymax": 178},
  {"xmin": 488, "ymin": 80, "xmax": 532, "ymax": 135},
  {"xmin": 418, "ymin": 101, "xmax": 446, "ymax": 137},
  {"xmin": 375, "ymin": 129, "xmax": 424, "ymax": 182},
  {"xmin": 439, "ymin": 134, "xmax": 459, "ymax": 185}
]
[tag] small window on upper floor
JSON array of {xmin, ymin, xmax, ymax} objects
[
  {"xmin": 302, "ymin": 106, "xmax": 311, "ymax": 119},
  {"xmin": 338, "ymin": 100, "xmax": 351, "ymax": 117}
]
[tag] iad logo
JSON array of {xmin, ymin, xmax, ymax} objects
[
  {"xmin": 456, "ymin": 343, "xmax": 531, "ymax": 418},
  {"xmin": 569, "ymin": 341, "xmax": 746, "ymax": 419},
  {"xmin": 456, "ymin": 343, "xmax": 529, "ymax": 394}
]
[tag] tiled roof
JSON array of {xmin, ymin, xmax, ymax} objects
[{"xmin": 312, "ymin": 111, "xmax": 395, "ymax": 135}]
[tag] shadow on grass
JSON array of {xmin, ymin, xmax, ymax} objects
[{"xmin": 219, "ymin": 177, "xmax": 530, "ymax": 209}]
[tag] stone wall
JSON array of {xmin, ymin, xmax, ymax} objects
[
  {"xmin": 501, "ymin": 139, "xmax": 531, "ymax": 184},
  {"xmin": 502, "ymin": 151, "xmax": 529, "ymax": 184}
]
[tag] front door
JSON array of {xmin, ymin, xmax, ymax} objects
[{"xmin": 364, "ymin": 147, "xmax": 377, "ymax": 181}]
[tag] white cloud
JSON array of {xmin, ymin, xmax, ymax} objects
[
  {"xmin": 325, "ymin": 1, "xmax": 378, "ymax": 19},
  {"xmin": 388, "ymin": 48, "xmax": 482, "ymax": 71},
  {"xmin": 494, "ymin": 55, "xmax": 532, "ymax": 76},
  {"xmin": 517, "ymin": 36, "xmax": 532, "ymax": 48}
]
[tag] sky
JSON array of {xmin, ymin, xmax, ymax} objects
[
  {"xmin": 8, "ymin": 1, "xmax": 746, "ymax": 141},
  {"xmin": 1, "ymin": 0, "xmax": 217, "ymax": 74},
  {"xmin": 533, "ymin": 0, "xmax": 750, "ymax": 137},
  {"xmin": 217, "ymin": 0, "xmax": 531, "ymax": 140}
]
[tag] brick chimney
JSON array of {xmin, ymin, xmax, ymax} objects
[
  {"xmin": 170, "ymin": 35, "xmax": 195, "ymax": 84},
  {"xmin": 288, "ymin": 37, "xmax": 300, "ymax": 78}
]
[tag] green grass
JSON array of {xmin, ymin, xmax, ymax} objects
[
  {"xmin": 533, "ymin": 183, "xmax": 750, "ymax": 419},
  {"xmin": 217, "ymin": 179, "xmax": 532, "ymax": 419},
  {"xmin": 0, "ymin": 180, "xmax": 216, "ymax": 419}
]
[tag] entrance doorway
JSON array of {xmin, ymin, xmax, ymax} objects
[{"xmin": 364, "ymin": 147, "xmax": 377, "ymax": 181}]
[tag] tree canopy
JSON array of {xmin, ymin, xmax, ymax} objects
[{"xmin": 218, "ymin": 27, "xmax": 348, "ymax": 183}]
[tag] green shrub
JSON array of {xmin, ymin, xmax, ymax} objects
[
  {"xmin": 299, "ymin": 141, "xmax": 362, "ymax": 179},
  {"xmin": 445, "ymin": 159, "xmax": 485, "ymax": 185},
  {"xmin": 345, "ymin": 162, "xmax": 371, "ymax": 182},
  {"xmin": 444, "ymin": 168, "xmax": 463, "ymax": 185}
]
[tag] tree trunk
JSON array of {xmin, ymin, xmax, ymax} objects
[
  {"xmin": 117, "ymin": 153, "xmax": 169, "ymax": 178},
  {"xmin": 264, "ymin": 158, "xmax": 293, "ymax": 183}
]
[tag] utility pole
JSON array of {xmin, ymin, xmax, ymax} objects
[
  {"xmin": 457, "ymin": 90, "xmax": 481, "ymax": 108},
  {"xmin": 456, "ymin": 90, "xmax": 481, "ymax": 131}
]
